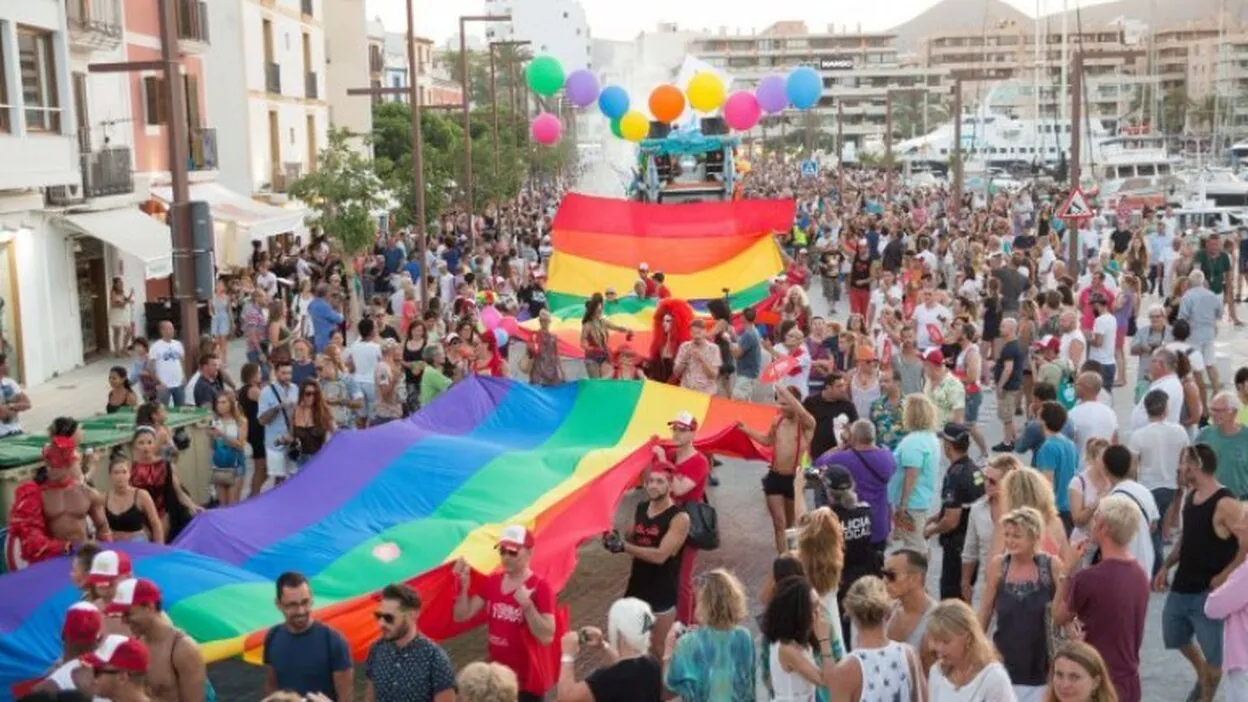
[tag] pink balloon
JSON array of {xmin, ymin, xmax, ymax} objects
[
  {"xmin": 530, "ymin": 112, "xmax": 562, "ymax": 145},
  {"xmin": 723, "ymin": 91, "xmax": 761, "ymax": 131}
]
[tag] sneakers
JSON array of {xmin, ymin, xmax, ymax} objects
[{"xmin": 991, "ymin": 441, "xmax": 1014, "ymax": 453}]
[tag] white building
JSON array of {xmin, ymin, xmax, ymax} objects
[
  {"xmin": 483, "ymin": 0, "xmax": 592, "ymax": 73},
  {"xmin": 324, "ymin": 0, "xmax": 373, "ymax": 155},
  {"xmin": 205, "ymin": 0, "xmax": 328, "ymax": 220}
]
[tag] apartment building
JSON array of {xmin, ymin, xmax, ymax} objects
[
  {"xmin": 324, "ymin": 0, "xmax": 371, "ymax": 156},
  {"xmin": 204, "ymin": 0, "xmax": 325, "ymax": 263},
  {"xmin": 1153, "ymin": 24, "xmax": 1223, "ymax": 93},
  {"xmin": 689, "ymin": 22, "xmax": 947, "ymax": 146},
  {"xmin": 483, "ymin": 0, "xmax": 592, "ymax": 72},
  {"xmin": 378, "ymin": 32, "xmax": 461, "ymax": 108},
  {"xmin": 1185, "ymin": 32, "xmax": 1248, "ymax": 132}
]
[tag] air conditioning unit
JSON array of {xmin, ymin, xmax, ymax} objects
[{"xmin": 46, "ymin": 183, "xmax": 83, "ymax": 206}]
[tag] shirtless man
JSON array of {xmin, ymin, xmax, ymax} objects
[
  {"xmin": 737, "ymin": 385, "xmax": 817, "ymax": 553},
  {"xmin": 82, "ymin": 635, "xmax": 152, "ymax": 702},
  {"xmin": 29, "ymin": 602, "xmax": 103, "ymax": 697},
  {"xmin": 86, "ymin": 550, "xmax": 136, "ymax": 637},
  {"xmin": 109, "ymin": 578, "xmax": 207, "ymax": 702},
  {"xmin": 6, "ymin": 425, "xmax": 110, "ymax": 570},
  {"xmin": 882, "ymin": 549, "xmax": 938, "ymax": 671}
]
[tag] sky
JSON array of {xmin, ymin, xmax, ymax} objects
[{"xmin": 366, "ymin": 0, "xmax": 1118, "ymax": 46}]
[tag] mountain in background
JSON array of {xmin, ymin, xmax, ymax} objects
[{"xmin": 890, "ymin": 0, "xmax": 1244, "ymax": 51}]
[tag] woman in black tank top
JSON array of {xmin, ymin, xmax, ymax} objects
[{"xmin": 103, "ymin": 459, "xmax": 164, "ymax": 543}]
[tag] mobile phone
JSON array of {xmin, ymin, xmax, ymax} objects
[{"xmin": 785, "ymin": 528, "xmax": 799, "ymax": 551}]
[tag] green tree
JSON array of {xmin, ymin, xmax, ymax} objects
[{"xmin": 288, "ymin": 126, "xmax": 386, "ymax": 255}]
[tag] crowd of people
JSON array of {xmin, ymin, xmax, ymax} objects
[{"xmin": 10, "ymin": 159, "xmax": 1248, "ymax": 702}]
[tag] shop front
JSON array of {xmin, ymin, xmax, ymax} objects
[{"xmin": 149, "ymin": 182, "xmax": 307, "ymax": 270}]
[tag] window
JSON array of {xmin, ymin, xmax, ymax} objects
[
  {"xmin": 0, "ymin": 30, "xmax": 10, "ymax": 133},
  {"xmin": 17, "ymin": 27, "xmax": 60, "ymax": 132},
  {"xmin": 143, "ymin": 76, "xmax": 168, "ymax": 125}
]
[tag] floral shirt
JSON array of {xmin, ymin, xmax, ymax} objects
[
  {"xmin": 870, "ymin": 395, "xmax": 906, "ymax": 450},
  {"xmin": 674, "ymin": 340, "xmax": 722, "ymax": 395},
  {"xmin": 926, "ymin": 373, "xmax": 966, "ymax": 427},
  {"xmin": 319, "ymin": 375, "xmax": 360, "ymax": 429},
  {"xmin": 664, "ymin": 626, "xmax": 755, "ymax": 702}
]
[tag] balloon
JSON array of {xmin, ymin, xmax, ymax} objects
[
  {"xmin": 785, "ymin": 67, "xmax": 823, "ymax": 110},
  {"xmin": 755, "ymin": 74, "xmax": 789, "ymax": 114},
  {"xmin": 530, "ymin": 112, "xmax": 562, "ymax": 145},
  {"xmin": 564, "ymin": 69, "xmax": 600, "ymax": 108},
  {"xmin": 686, "ymin": 72, "xmax": 726, "ymax": 112},
  {"xmin": 526, "ymin": 55, "xmax": 565, "ymax": 97},
  {"xmin": 619, "ymin": 110, "xmax": 649, "ymax": 142},
  {"xmin": 722, "ymin": 91, "xmax": 761, "ymax": 131},
  {"xmin": 648, "ymin": 84, "xmax": 685, "ymax": 123},
  {"xmin": 598, "ymin": 85, "xmax": 630, "ymax": 120},
  {"xmin": 610, "ymin": 118, "xmax": 623, "ymax": 139}
]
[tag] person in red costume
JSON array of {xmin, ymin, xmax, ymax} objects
[
  {"xmin": 6, "ymin": 417, "xmax": 110, "ymax": 571},
  {"xmin": 647, "ymin": 298, "xmax": 695, "ymax": 384}
]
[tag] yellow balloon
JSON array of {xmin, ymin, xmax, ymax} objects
[
  {"xmin": 686, "ymin": 72, "xmax": 726, "ymax": 112},
  {"xmin": 619, "ymin": 110, "xmax": 650, "ymax": 142}
]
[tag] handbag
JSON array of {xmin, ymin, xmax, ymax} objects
[
  {"xmin": 684, "ymin": 495, "xmax": 719, "ymax": 551},
  {"xmin": 210, "ymin": 467, "xmax": 237, "ymax": 488}
]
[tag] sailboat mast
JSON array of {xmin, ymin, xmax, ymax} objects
[{"xmin": 1060, "ymin": 0, "xmax": 1069, "ymax": 127}]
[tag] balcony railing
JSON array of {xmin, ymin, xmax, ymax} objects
[
  {"xmin": 66, "ymin": 0, "xmax": 123, "ymax": 51},
  {"xmin": 176, "ymin": 0, "xmax": 210, "ymax": 46},
  {"xmin": 266, "ymin": 62, "xmax": 282, "ymax": 94},
  {"xmin": 83, "ymin": 145, "xmax": 135, "ymax": 198},
  {"xmin": 305, "ymin": 71, "xmax": 319, "ymax": 99},
  {"xmin": 301, "ymin": 0, "xmax": 314, "ymax": 16},
  {"xmin": 188, "ymin": 127, "xmax": 218, "ymax": 171}
]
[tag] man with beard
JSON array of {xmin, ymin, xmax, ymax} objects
[
  {"xmin": 262, "ymin": 572, "xmax": 353, "ymax": 700},
  {"xmin": 81, "ymin": 635, "xmax": 150, "ymax": 702},
  {"xmin": 655, "ymin": 411, "xmax": 710, "ymax": 625},
  {"xmin": 108, "ymin": 578, "xmax": 208, "ymax": 702},
  {"xmin": 365, "ymin": 583, "xmax": 455, "ymax": 702},
  {"xmin": 605, "ymin": 462, "xmax": 690, "ymax": 655}
]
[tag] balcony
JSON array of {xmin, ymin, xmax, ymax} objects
[
  {"xmin": 305, "ymin": 71, "xmax": 319, "ymax": 99},
  {"xmin": 301, "ymin": 0, "xmax": 314, "ymax": 16},
  {"xmin": 188, "ymin": 127, "xmax": 218, "ymax": 171},
  {"xmin": 266, "ymin": 62, "xmax": 282, "ymax": 94},
  {"xmin": 65, "ymin": 0, "xmax": 123, "ymax": 52},
  {"xmin": 82, "ymin": 144, "xmax": 135, "ymax": 198},
  {"xmin": 369, "ymin": 46, "xmax": 384, "ymax": 75},
  {"xmin": 176, "ymin": 0, "xmax": 210, "ymax": 52}
]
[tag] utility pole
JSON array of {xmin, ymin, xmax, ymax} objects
[
  {"xmin": 91, "ymin": 0, "xmax": 198, "ymax": 372},
  {"xmin": 947, "ymin": 71, "xmax": 997, "ymax": 215},
  {"xmin": 883, "ymin": 88, "xmax": 927, "ymax": 201},
  {"xmin": 489, "ymin": 40, "xmax": 531, "ymax": 173},
  {"xmin": 458, "ymin": 15, "xmax": 511, "ymax": 236},
  {"xmin": 346, "ymin": 0, "xmax": 432, "ymax": 304},
  {"xmin": 836, "ymin": 100, "xmax": 844, "ymax": 204}
]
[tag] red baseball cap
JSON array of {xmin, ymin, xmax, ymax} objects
[
  {"xmin": 86, "ymin": 550, "xmax": 133, "ymax": 586},
  {"xmin": 81, "ymin": 635, "xmax": 149, "ymax": 674},
  {"xmin": 921, "ymin": 349, "xmax": 945, "ymax": 366},
  {"xmin": 106, "ymin": 578, "xmax": 161, "ymax": 614},
  {"xmin": 62, "ymin": 602, "xmax": 103, "ymax": 646},
  {"xmin": 667, "ymin": 411, "xmax": 699, "ymax": 432},
  {"xmin": 1032, "ymin": 335, "xmax": 1060, "ymax": 353},
  {"xmin": 497, "ymin": 525, "xmax": 534, "ymax": 550}
]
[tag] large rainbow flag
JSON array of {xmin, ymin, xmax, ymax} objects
[
  {"xmin": 0, "ymin": 378, "xmax": 774, "ymax": 694},
  {"xmin": 509, "ymin": 194, "xmax": 794, "ymax": 358}
]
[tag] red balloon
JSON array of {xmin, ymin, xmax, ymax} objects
[{"xmin": 649, "ymin": 85, "xmax": 686, "ymax": 124}]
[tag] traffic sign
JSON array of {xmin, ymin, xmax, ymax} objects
[
  {"xmin": 800, "ymin": 160, "xmax": 819, "ymax": 178},
  {"xmin": 1057, "ymin": 187, "xmax": 1093, "ymax": 219}
]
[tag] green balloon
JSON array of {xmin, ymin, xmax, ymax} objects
[
  {"xmin": 610, "ymin": 118, "xmax": 623, "ymax": 139},
  {"xmin": 526, "ymin": 55, "xmax": 565, "ymax": 97}
]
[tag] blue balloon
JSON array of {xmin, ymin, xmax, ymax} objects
[
  {"xmin": 785, "ymin": 67, "xmax": 823, "ymax": 111},
  {"xmin": 598, "ymin": 85, "xmax": 630, "ymax": 120}
]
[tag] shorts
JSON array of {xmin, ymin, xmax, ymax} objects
[
  {"xmin": 1162, "ymin": 591, "xmax": 1224, "ymax": 666},
  {"xmin": 996, "ymin": 389, "xmax": 1021, "ymax": 421},
  {"xmin": 266, "ymin": 447, "xmax": 294, "ymax": 478},
  {"xmin": 1194, "ymin": 341, "xmax": 1216, "ymax": 370},
  {"xmin": 965, "ymin": 391, "xmax": 983, "ymax": 423},
  {"xmin": 761, "ymin": 471, "xmax": 796, "ymax": 499},
  {"xmin": 357, "ymin": 381, "xmax": 376, "ymax": 420},
  {"xmin": 732, "ymin": 375, "xmax": 762, "ymax": 402},
  {"xmin": 211, "ymin": 315, "xmax": 231, "ymax": 336}
]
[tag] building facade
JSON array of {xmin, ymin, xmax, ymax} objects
[
  {"xmin": 1184, "ymin": 31, "xmax": 1248, "ymax": 134},
  {"xmin": 324, "ymin": 0, "xmax": 372, "ymax": 155},
  {"xmin": 482, "ymin": 0, "xmax": 591, "ymax": 72}
]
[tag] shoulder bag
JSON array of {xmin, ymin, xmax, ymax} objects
[{"xmin": 684, "ymin": 493, "xmax": 719, "ymax": 551}]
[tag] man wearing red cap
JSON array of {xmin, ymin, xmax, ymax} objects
[
  {"xmin": 638, "ymin": 263, "xmax": 657, "ymax": 299},
  {"xmin": 109, "ymin": 578, "xmax": 208, "ymax": 702},
  {"xmin": 86, "ymin": 550, "xmax": 135, "ymax": 637},
  {"xmin": 81, "ymin": 635, "xmax": 151, "ymax": 702},
  {"xmin": 6, "ymin": 428, "xmax": 111, "ymax": 570},
  {"xmin": 453, "ymin": 525, "xmax": 555, "ymax": 702},
  {"xmin": 29, "ymin": 602, "xmax": 104, "ymax": 697},
  {"xmin": 922, "ymin": 349, "xmax": 965, "ymax": 427},
  {"xmin": 654, "ymin": 411, "xmax": 711, "ymax": 624}
]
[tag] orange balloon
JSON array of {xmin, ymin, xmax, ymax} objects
[{"xmin": 649, "ymin": 84, "xmax": 686, "ymax": 124}]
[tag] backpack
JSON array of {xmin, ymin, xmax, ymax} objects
[{"xmin": 1057, "ymin": 373, "xmax": 1077, "ymax": 410}]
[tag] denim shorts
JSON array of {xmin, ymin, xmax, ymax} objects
[
  {"xmin": 965, "ymin": 391, "xmax": 983, "ymax": 423},
  {"xmin": 1162, "ymin": 591, "xmax": 1224, "ymax": 666}
]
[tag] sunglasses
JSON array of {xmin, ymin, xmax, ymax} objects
[
  {"xmin": 373, "ymin": 611, "xmax": 396, "ymax": 624},
  {"xmin": 499, "ymin": 547, "xmax": 521, "ymax": 558}
]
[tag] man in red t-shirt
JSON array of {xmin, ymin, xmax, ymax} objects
[
  {"xmin": 652, "ymin": 272, "xmax": 671, "ymax": 299},
  {"xmin": 657, "ymin": 411, "xmax": 711, "ymax": 624},
  {"xmin": 452, "ymin": 525, "xmax": 556, "ymax": 702},
  {"xmin": 639, "ymin": 262, "xmax": 657, "ymax": 299}
]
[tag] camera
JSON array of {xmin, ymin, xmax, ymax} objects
[{"xmin": 602, "ymin": 529, "xmax": 625, "ymax": 554}]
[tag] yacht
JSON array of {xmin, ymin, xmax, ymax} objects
[{"xmin": 1176, "ymin": 167, "xmax": 1248, "ymax": 208}]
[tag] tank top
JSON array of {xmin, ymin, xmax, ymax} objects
[
  {"xmin": 1172, "ymin": 487, "xmax": 1238, "ymax": 594},
  {"xmin": 848, "ymin": 641, "xmax": 913, "ymax": 702},
  {"xmin": 622, "ymin": 501, "xmax": 683, "ymax": 612},
  {"xmin": 886, "ymin": 599, "xmax": 937, "ymax": 651},
  {"xmin": 768, "ymin": 642, "xmax": 817, "ymax": 702},
  {"xmin": 239, "ymin": 388, "xmax": 263, "ymax": 444},
  {"xmin": 992, "ymin": 552, "xmax": 1054, "ymax": 686},
  {"xmin": 850, "ymin": 373, "xmax": 880, "ymax": 422},
  {"xmin": 130, "ymin": 460, "xmax": 170, "ymax": 516},
  {"xmin": 106, "ymin": 491, "xmax": 146, "ymax": 534}
]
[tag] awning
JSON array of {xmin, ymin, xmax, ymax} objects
[
  {"xmin": 59, "ymin": 209, "xmax": 173, "ymax": 279},
  {"xmin": 150, "ymin": 182, "xmax": 306, "ymax": 241}
]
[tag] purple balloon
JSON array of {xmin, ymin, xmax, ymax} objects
[
  {"xmin": 755, "ymin": 75, "xmax": 788, "ymax": 114},
  {"xmin": 564, "ymin": 69, "xmax": 600, "ymax": 108}
]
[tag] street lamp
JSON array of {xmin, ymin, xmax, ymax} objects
[{"xmin": 458, "ymin": 14, "xmax": 511, "ymax": 237}]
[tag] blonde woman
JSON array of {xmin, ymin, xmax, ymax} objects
[
  {"xmin": 828, "ymin": 576, "xmax": 927, "ymax": 702},
  {"xmin": 1001, "ymin": 467, "xmax": 1070, "ymax": 557},
  {"xmin": 978, "ymin": 507, "xmax": 1065, "ymax": 702},
  {"xmin": 457, "ymin": 661, "xmax": 519, "ymax": 702},
  {"xmin": 798, "ymin": 506, "xmax": 848, "ymax": 674},
  {"xmin": 1068, "ymin": 438, "xmax": 1111, "ymax": 555},
  {"xmin": 209, "ymin": 391, "xmax": 249, "ymax": 505},
  {"xmin": 926, "ymin": 600, "xmax": 1014, "ymax": 701},
  {"xmin": 1045, "ymin": 642, "xmax": 1119, "ymax": 702},
  {"xmin": 960, "ymin": 454, "xmax": 1022, "ymax": 603},
  {"xmin": 663, "ymin": 569, "xmax": 756, "ymax": 700},
  {"xmin": 889, "ymin": 394, "xmax": 942, "ymax": 554}
]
